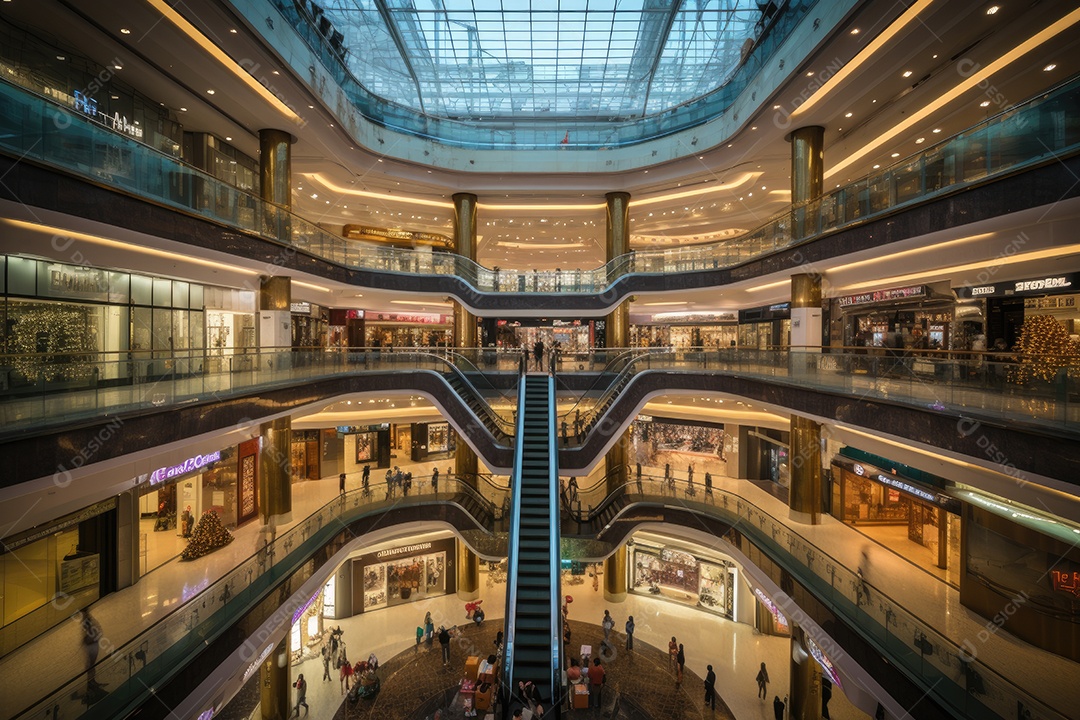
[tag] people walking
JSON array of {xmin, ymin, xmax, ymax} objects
[
  {"xmin": 668, "ymin": 636, "xmax": 678, "ymax": 672},
  {"xmin": 757, "ymin": 662, "xmax": 770, "ymax": 699},
  {"xmin": 625, "ymin": 615, "xmax": 635, "ymax": 652},
  {"xmin": 438, "ymin": 626, "xmax": 451, "ymax": 664},
  {"xmin": 322, "ymin": 644, "xmax": 332, "ymax": 681},
  {"xmin": 292, "ymin": 673, "xmax": 308, "ymax": 716},
  {"xmin": 601, "ymin": 609, "xmax": 614, "ymax": 642},
  {"xmin": 431, "ymin": 467, "xmax": 439, "ymax": 495},
  {"xmin": 78, "ymin": 609, "xmax": 103, "ymax": 695},
  {"xmin": 704, "ymin": 665, "xmax": 716, "ymax": 709},
  {"xmin": 676, "ymin": 643, "xmax": 685, "ymax": 687},
  {"xmin": 533, "ymin": 339, "xmax": 545, "ymax": 371},
  {"xmin": 339, "ymin": 472, "xmax": 346, "ymax": 495},
  {"xmin": 589, "ymin": 657, "xmax": 606, "ymax": 708},
  {"xmin": 773, "ymin": 695, "xmax": 785, "ymax": 720}
]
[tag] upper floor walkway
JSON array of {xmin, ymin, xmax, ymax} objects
[
  {"xmin": 1, "ymin": 73, "xmax": 1079, "ymax": 312},
  {"xmin": 5, "ymin": 462, "xmax": 1077, "ymax": 720},
  {"xmin": 3, "ymin": 346, "xmax": 1076, "ymax": 492}
]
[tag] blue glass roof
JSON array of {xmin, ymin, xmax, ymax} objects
[{"xmin": 318, "ymin": 0, "xmax": 765, "ymax": 121}]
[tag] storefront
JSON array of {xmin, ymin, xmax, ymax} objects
[
  {"xmin": 629, "ymin": 539, "xmax": 737, "ymax": 619},
  {"xmin": 954, "ymin": 272, "xmax": 1080, "ymax": 349},
  {"xmin": 350, "ymin": 537, "xmax": 456, "ymax": 613},
  {"xmin": 738, "ymin": 303, "xmax": 791, "ymax": 349},
  {"xmin": 1, "ymin": 255, "xmax": 257, "ymax": 389},
  {"xmin": 0, "ymin": 499, "xmax": 117, "ymax": 644},
  {"xmin": 491, "ymin": 318, "xmax": 593, "ymax": 353},
  {"xmin": 830, "ymin": 283, "xmax": 954, "ymax": 349},
  {"xmin": 830, "ymin": 452, "xmax": 960, "ymax": 571},
  {"xmin": 364, "ymin": 311, "xmax": 452, "ymax": 348},
  {"xmin": 291, "ymin": 430, "xmax": 322, "ymax": 480},
  {"xmin": 630, "ymin": 311, "xmax": 739, "ymax": 349},
  {"xmin": 328, "ymin": 309, "xmax": 365, "ymax": 349},
  {"xmin": 410, "ymin": 421, "xmax": 455, "ymax": 462},
  {"xmin": 136, "ymin": 440, "xmax": 259, "ymax": 574},
  {"xmin": 290, "ymin": 302, "xmax": 328, "ymax": 349},
  {"xmin": 628, "ymin": 416, "xmax": 726, "ymax": 476},
  {"xmin": 747, "ymin": 580, "xmax": 790, "ymax": 637},
  {"xmin": 339, "ymin": 424, "xmax": 393, "ymax": 472}
]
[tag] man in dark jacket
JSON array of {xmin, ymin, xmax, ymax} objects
[
  {"xmin": 438, "ymin": 626, "xmax": 451, "ymax": 665},
  {"xmin": 704, "ymin": 665, "xmax": 716, "ymax": 709}
]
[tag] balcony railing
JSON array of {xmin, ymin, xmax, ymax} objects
[
  {"xmin": 567, "ymin": 473, "xmax": 1068, "ymax": 720},
  {"xmin": 0, "ymin": 73, "xmax": 1078, "ymax": 298}
]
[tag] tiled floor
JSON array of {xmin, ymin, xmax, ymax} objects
[{"xmin": 4, "ymin": 452, "xmax": 1078, "ymax": 719}]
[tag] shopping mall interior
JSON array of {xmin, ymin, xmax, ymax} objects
[{"xmin": 0, "ymin": 0, "xmax": 1078, "ymax": 719}]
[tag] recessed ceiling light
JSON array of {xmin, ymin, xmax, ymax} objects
[
  {"xmin": 56, "ymin": 55, "xmax": 66, "ymax": 60},
  {"xmin": 980, "ymin": 100, "xmax": 991, "ymax": 107},
  {"xmin": 113, "ymin": 65, "xmax": 122, "ymax": 70},
  {"xmin": 1043, "ymin": 63, "xmax": 1057, "ymax": 72},
  {"xmin": 915, "ymin": 137, "xmax": 925, "ymax": 143},
  {"xmin": 872, "ymin": 164, "xmax": 880, "ymax": 169},
  {"xmin": 844, "ymin": 112, "xmax": 852, "ymax": 118},
  {"xmin": 272, "ymin": 70, "xmax": 279, "ymax": 75},
  {"xmin": 902, "ymin": 70, "xmax": 912, "ymax": 78},
  {"xmin": 932, "ymin": 128, "xmax": 942, "ymax": 133},
  {"xmin": 308, "ymin": 104, "xmax": 314, "ymax": 109},
  {"xmin": 230, "ymin": 28, "xmax": 238, "ymax": 34},
  {"xmin": 179, "ymin": 107, "xmax": 187, "ymax": 111},
  {"xmin": 761, "ymin": 185, "xmax": 766, "ymax": 190},
  {"xmin": 225, "ymin": 136, "xmax": 232, "ymax": 141},
  {"xmin": 207, "ymin": 89, "xmax": 215, "ymax": 94},
  {"xmin": 311, "ymin": 193, "xmax": 318, "ymax": 199},
  {"xmin": 891, "ymin": 152, "xmax": 900, "ymax": 157},
  {"xmin": 850, "ymin": 27, "xmax": 860, "ymax": 35},
  {"xmin": 986, "ymin": 5, "xmax": 1000, "ymax": 15},
  {"xmin": 806, "ymin": 71, "xmax": 814, "ymax": 77},
  {"xmin": 773, "ymin": 104, "xmax": 781, "ymax": 109},
  {"xmin": 751, "ymin": 126, "xmax": 757, "ymax": 130},
  {"xmin": 120, "ymin": 28, "xmax": 131, "ymax": 34}
]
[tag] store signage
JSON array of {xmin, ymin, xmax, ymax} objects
[
  {"xmin": 956, "ymin": 273, "xmax": 1077, "ymax": 299},
  {"xmin": 805, "ymin": 634, "xmax": 843, "ymax": 690},
  {"xmin": 752, "ymin": 587, "xmax": 789, "ymax": 631},
  {"xmin": 376, "ymin": 542, "xmax": 432, "ymax": 559},
  {"xmin": 368, "ymin": 312, "xmax": 450, "ymax": 325},
  {"xmin": 45, "ymin": 265, "xmax": 110, "ymax": 299},
  {"xmin": 5, "ymin": 499, "xmax": 116, "ymax": 552},
  {"xmin": 72, "ymin": 90, "xmax": 144, "ymax": 140},
  {"xmin": 836, "ymin": 285, "xmax": 925, "ymax": 308},
  {"xmin": 1050, "ymin": 569, "xmax": 1080, "ymax": 598},
  {"xmin": 290, "ymin": 302, "xmax": 312, "ymax": 314},
  {"xmin": 872, "ymin": 472, "xmax": 936, "ymax": 502},
  {"xmin": 149, "ymin": 450, "xmax": 222, "ymax": 485},
  {"xmin": 343, "ymin": 225, "xmax": 451, "ymax": 247}
]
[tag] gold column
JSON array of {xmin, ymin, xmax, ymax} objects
[
  {"xmin": 453, "ymin": 192, "xmax": 478, "ymax": 349},
  {"xmin": 788, "ymin": 415, "xmax": 822, "ymax": 525},
  {"xmin": 605, "ymin": 192, "xmax": 631, "ymax": 348},
  {"xmin": 789, "ymin": 624, "xmax": 823, "ymax": 720},
  {"xmin": 790, "ymin": 273, "xmax": 821, "ymax": 310},
  {"xmin": 604, "ymin": 428, "xmax": 631, "ymax": 494},
  {"xmin": 937, "ymin": 507, "xmax": 949, "ymax": 569},
  {"xmin": 788, "ymin": 126, "xmax": 824, "ymax": 207},
  {"xmin": 260, "ymin": 416, "xmax": 293, "ymax": 526},
  {"xmin": 259, "ymin": 129, "xmax": 293, "ymax": 210},
  {"xmin": 603, "ymin": 546, "xmax": 627, "ymax": 602},
  {"xmin": 789, "ymin": 272, "xmax": 822, "ymax": 351},
  {"xmin": 260, "ymin": 637, "xmax": 290, "ymax": 720},
  {"xmin": 456, "ymin": 539, "xmax": 480, "ymax": 600},
  {"xmin": 454, "ymin": 439, "xmax": 478, "ymax": 488}
]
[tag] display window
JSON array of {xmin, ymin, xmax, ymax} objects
[
  {"xmin": 629, "ymin": 417, "xmax": 726, "ymax": 474},
  {"xmin": 630, "ymin": 543, "xmax": 735, "ymax": 618},
  {"xmin": 350, "ymin": 538, "xmax": 456, "ymax": 613}
]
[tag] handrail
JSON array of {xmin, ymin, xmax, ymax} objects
[
  {"xmin": 566, "ymin": 474, "xmax": 1068, "ymax": 720},
  {"xmin": 1, "ymin": 72, "xmax": 1079, "ymax": 299},
  {"xmin": 500, "ymin": 375, "xmax": 529, "ymax": 692},
  {"xmin": 10, "ymin": 475, "xmax": 501, "ymax": 720},
  {"xmin": 544, "ymin": 374, "xmax": 563, "ymax": 712}
]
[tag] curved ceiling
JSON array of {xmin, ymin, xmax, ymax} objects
[{"xmin": 315, "ymin": 0, "xmax": 765, "ymax": 121}]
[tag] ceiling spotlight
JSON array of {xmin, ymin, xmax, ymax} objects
[
  {"xmin": 230, "ymin": 28, "xmax": 238, "ymax": 34},
  {"xmin": 872, "ymin": 164, "xmax": 880, "ymax": 169},
  {"xmin": 120, "ymin": 28, "xmax": 131, "ymax": 34},
  {"xmin": 179, "ymin": 107, "xmax": 188, "ymax": 111},
  {"xmin": 1043, "ymin": 63, "xmax": 1057, "ymax": 72},
  {"xmin": 850, "ymin": 27, "xmax": 860, "ymax": 34},
  {"xmin": 114, "ymin": 64, "xmax": 123, "ymax": 70},
  {"xmin": 773, "ymin": 104, "xmax": 781, "ymax": 109},
  {"xmin": 979, "ymin": 100, "xmax": 991, "ymax": 107},
  {"xmin": 844, "ymin": 112, "xmax": 852, "ymax": 118},
  {"xmin": 986, "ymin": 5, "xmax": 1000, "ymax": 15},
  {"xmin": 902, "ymin": 70, "xmax": 912, "ymax": 78},
  {"xmin": 891, "ymin": 152, "xmax": 900, "ymax": 157},
  {"xmin": 932, "ymin": 128, "xmax": 942, "ymax": 133},
  {"xmin": 207, "ymin": 89, "xmax": 216, "ymax": 94},
  {"xmin": 915, "ymin": 137, "xmax": 925, "ymax": 144},
  {"xmin": 225, "ymin": 136, "xmax": 232, "ymax": 141},
  {"xmin": 806, "ymin": 71, "xmax": 814, "ymax": 77}
]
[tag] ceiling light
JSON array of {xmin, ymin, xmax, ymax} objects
[
  {"xmin": 751, "ymin": 126, "xmax": 758, "ymax": 130},
  {"xmin": 120, "ymin": 28, "xmax": 131, "ymax": 34},
  {"xmin": 230, "ymin": 28, "xmax": 238, "ymax": 33},
  {"xmin": 979, "ymin": 100, "xmax": 991, "ymax": 107},
  {"xmin": 311, "ymin": 193, "xmax": 318, "ymax": 199},
  {"xmin": 207, "ymin": 89, "xmax": 216, "ymax": 94},
  {"xmin": 225, "ymin": 136, "xmax": 232, "ymax": 141},
  {"xmin": 915, "ymin": 137, "xmax": 925, "ymax": 143},
  {"xmin": 850, "ymin": 27, "xmax": 860, "ymax": 34},
  {"xmin": 932, "ymin": 128, "xmax": 941, "ymax": 133},
  {"xmin": 902, "ymin": 70, "xmax": 912, "ymax": 77},
  {"xmin": 1043, "ymin": 63, "xmax": 1057, "ymax": 71},
  {"xmin": 272, "ymin": 70, "xmax": 279, "ymax": 75},
  {"xmin": 891, "ymin": 152, "xmax": 900, "ymax": 157},
  {"xmin": 844, "ymin": 112, "xmax": 853, "ymax": 118},
  {"xmin": 114, "ymin": 65, "xmax": 122, "ymax": 70},
  {"xmin": 773, "ymin": 104, "xmax": 781, "ymax": 109},
  {"xmin": 806, "ymin": 71, "xmax": 814, "ymax": 77},
  {"xmin": 986, "ymin": 5, "xmax": 1000, "ymax": 14},
  {"xmin": 56, "ymin": 55, "xmax": 66, "ymax": 60},
  {"xmin": 179, "ymin": 107, "xmax": 187, "ymax": 111},
  {"xmin": 872, "ymin": 164, "xmax": 880, "ymax": 169}
]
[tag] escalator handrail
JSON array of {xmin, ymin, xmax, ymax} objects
[
  {"xmin": 500, "ymin": 375, "xmax": 529, "ymax": 689},
  {"xmin": 544, "ymin": 374, "xmax": 563, "ymax": 710}
]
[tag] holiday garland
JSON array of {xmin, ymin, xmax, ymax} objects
[
  {"xmin": 9, "ymin": 306, "xmax": 97, "ymax": 381},
  {"xmin": 181, "ymin": 510, "xmax": 234, "ymax": 561}
]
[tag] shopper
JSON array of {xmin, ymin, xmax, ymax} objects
[
  {"xmin": 431, "ymin": 467, "xmax": 439, "ymax": 495},
  {"xmin": 668, "ymin": 636, "xmax": 678, "ymax": 672},
  {"xmin": 78, "ymin": 609, "xmax": 103, "ymax": 691},
  {"xmin": 704, "ymin": 472, "xmax": 713, "ymax": 496},
  {"xmin": 322, "ymin": 644, "xmax": 332, "ymax": 681},
  {"xmin": 292, "ymin": 673, "xmax": 308, "ymax": 716},
  {"xmin": 773, "ymin": 695, "xmax": 785, "ymax": 720},
  {"xmin": 601, "ymin": 609, "xmax": 615, "ymax": 642},
  {"xmin": 438, "ymin": 626, "xmax": 451, "ymax": 665},
  {"xmin": 339, "ymin": 649, "xmax": 353, "ymax": 694},
  {"xmin": 625, "ymin": 615, "xmax": 635, "ymax": 652},
  {"xmin": 425, "ymin": 613, "xmax": 435, "ymax": 648},
  {"xmin": 339, "ymin": 472, "xmax": 346, "ymax": 496},
  {"xmin": 704, "ymin": 664, "xmax": 716, "ymax": 709},
  {"xmin": 756, "ymin": 662, "xmax": 770, "ymax": 699},
  {"xmin": 676, "ymin": 643, "xmax": 685, "ymax": 687},
  {"xmin": 589, "ymin": 657, "xmax": 606, "ymax": 708},
  {"xmin": 533, "ymin": 339, "xmax": 545, "ymax": 371},
  {"xmin": 822, "ymin": 676, "xmax": 833, "ymax": 718},
  {"xmin": 416, "ymin": 623, "xmax": 424, "ymax": 652},
  {"xmin": 362, "ymin": 464, "xmax": 370, "ymax": 487}
]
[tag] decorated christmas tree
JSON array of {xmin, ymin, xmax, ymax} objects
[
  {"xmin": 181, "ymin": 510, "xmax": 234, "ymax": 560},
  {"xmin": 1009, "ymin": 314, "xmax": 1080, "ymax": 384}
]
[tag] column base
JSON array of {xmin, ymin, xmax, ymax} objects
[
  {"xmin": 603, "ymin": 589, "xmax": 627, "ymax": 603},
  {"xmin": 456, "ymin": 587, "xmax": 480, "ymax": 601}
]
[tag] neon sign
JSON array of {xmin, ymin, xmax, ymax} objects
[
  {"xmin": 1050, "ymin": 569, "xmax": 1080, "ymax": 598},
  {"xmin": 149, "ymin": 450, "xmax": 222, "ymax": 485}
]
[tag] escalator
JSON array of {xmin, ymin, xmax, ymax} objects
[{"xmin": 502, "ymin": 374, "xmax": 562, "ymax": 717}]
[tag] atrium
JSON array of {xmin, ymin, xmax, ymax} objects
[{"xmin": 0, "ymin": 1, "xmax": 1078, "ymax": 720}]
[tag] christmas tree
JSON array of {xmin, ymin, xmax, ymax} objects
[
  {"xmin": 181, "ymin": 510, "xmax": 234, "ymax": 560},
  {"xmin": 1009, "ymin": 315, "xmax": 1080, "ymax": 384}
]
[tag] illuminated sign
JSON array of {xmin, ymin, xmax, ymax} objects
[
  {"xmin": 836, "ymin": 285, "xmax": 925, "ymax": 308},
  {"xmin": 1050, "ymin": 569, "xmax": 1080, "ymax": 598},
  {"xmin": 149, "ymin": 451, "xmax": 222, "ymax": 485},
  {"xmin": 290, "ymin": 302, "xmax": 312, "ymax": 314},
  {"xmin": 805, "ymin": 635, "xmax": 843, "ymax": 690},
  {"xmin": 376, "ymin": 542, "xmax": 432, "ymax": 559},
  {"xmin": 956, "ymin": 273, "xmax": 1077, "ymax": 299},
  {"xmin": 752, "ymin": 588, "xmax": 789, "ymax": 631},
  {"xmin": 873, "ymin": 473, "xmax": 936, "ymax": 503}
]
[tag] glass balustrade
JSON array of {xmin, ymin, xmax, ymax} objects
[
  {"xmin": 2, "ymin": 346, "xmax": 1076, "ymax": 435},
  {"xmin": 1, "ymin": 74, "xmax": 1078, "ymax": 298},
  {"xmin": 11, "ymin": 475, "xmax": 505, "ymax": 720},
  {"xmin": 567, "ymin": 474, "xmax": 1067, "ymax": 720}
]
